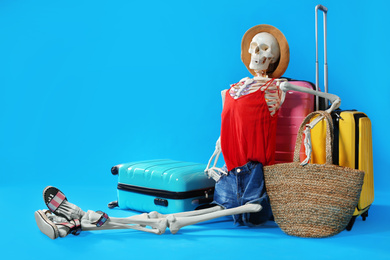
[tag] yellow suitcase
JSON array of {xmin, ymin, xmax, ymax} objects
[{"xmin": 310, "ymin": 110, "xmax": 374, "ymax": 230}]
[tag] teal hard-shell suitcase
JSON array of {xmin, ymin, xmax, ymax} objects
[{"xmin": 108, "ymin": 159, "xmax": 216, "ymax": 214}]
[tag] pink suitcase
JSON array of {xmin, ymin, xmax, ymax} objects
[{"xmin": 275, "ymin": 80, "xmax": 318, "ymax": 164}]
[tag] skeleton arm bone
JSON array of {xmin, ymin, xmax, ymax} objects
[
  {"xmin": 280, "ymin": 81, "xmax": 341, "ymax": 165},
  {"xmin": 204, "ymin": 90, "xmax": 228, "ymax": 181},
  {"xmin": 280, "ymin": 81, "xmax": 341, "ymax": 128},
  {"xmin": 204, "ymin": 137, "xmax": 226, "ymax": 181}
]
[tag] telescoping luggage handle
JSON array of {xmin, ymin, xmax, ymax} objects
[{"xmin": 315, "ymin": 4, "xmax": 328, "ymax": 110}]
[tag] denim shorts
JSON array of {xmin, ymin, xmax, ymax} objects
[{"xmin": 212, "ymin": 161, "xmax": 273, "ymax": 226}]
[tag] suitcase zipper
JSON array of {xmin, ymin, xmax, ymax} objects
[
  {"xmin": 117, "ymin": 183, "xmax": 214, "ymax": 200},
  {"xmin": 332, "ymin": 111, "xmax": 342, "ymax": 165}
]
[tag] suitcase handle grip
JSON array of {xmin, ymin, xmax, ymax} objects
[{"xmin": 315, "ymin": 4, "xmax": 328, "ymax": 13}]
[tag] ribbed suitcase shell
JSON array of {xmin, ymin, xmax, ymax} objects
[
  {"xmin": 112, "ymin": 159, "xmax": 216, "ymax": 214},
  {"xmin": 275, "ymin": 81, "xmax": 315, "ymax": 164},
  {"xmin": 310, "ymin": 111, "xmax": 374, "ymax": 229}
]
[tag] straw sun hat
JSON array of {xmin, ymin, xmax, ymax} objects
[{"xmin": 241, "ymin": 24, "xmax": 290, "ymax": 78}]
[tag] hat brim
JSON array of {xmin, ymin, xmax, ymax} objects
[{"xmin": 241, "ymin": 24, "xmax": 289, "ymax": 78}]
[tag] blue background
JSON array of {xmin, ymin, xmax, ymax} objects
[{"xmin": 0, "ymin": 0, "xmax": 389, "ymax": 259}]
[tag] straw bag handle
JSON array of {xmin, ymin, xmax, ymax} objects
[{"xmin": 293, "ymin": 111, "xmax": 333, "ymax": 164}]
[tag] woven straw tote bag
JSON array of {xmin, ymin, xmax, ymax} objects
[{"xmin": 264, "ymin": 111, "xmax": 365, "ymax": 238}]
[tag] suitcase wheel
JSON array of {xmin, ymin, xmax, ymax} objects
[
  {"xmin": 108, "ymin": 201, "xmax": 119, "ymax": 209},
  {"xmin": 362, "ymin": 210, "xmax": 369, "ymax": 221},
  {"xmin": 346, "ymin": 216, "xmax": 356, "ymax": 231},
  {"xmin": 111, "ymin": 166, "xmax": 120, "ymax": 175}
]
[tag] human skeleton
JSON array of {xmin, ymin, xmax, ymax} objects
[{"xmin": 35, "ymin": 26, "xmax": 341, "ymax": 238}]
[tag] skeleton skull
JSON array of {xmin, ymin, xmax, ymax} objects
[{"xmin": 248, "ymin": 32, "xmax": 280, "ymax": 72}]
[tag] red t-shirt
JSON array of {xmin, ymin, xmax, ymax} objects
[{"xmin": 221, "ymin": 83, "xmax": 279, "ymax": 171}]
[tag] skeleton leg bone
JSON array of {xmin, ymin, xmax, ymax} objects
[
  {"xmin": 88, "ymin": 206, "xmax": 225, "ymax": 234},
  {"xmin": 81, "ymin": 220, "xmax": 164, "ymax": 235},
  {"xmin": 147, "ymin": 205, "xmax": 224, "ymax": 219},
  {"xmin": 167, "ymin": 203, "xmax": 262, "ymax": 234},
  {"xmin": 102, "ymin": 218, "xmax": 168, "ymax": 235},
  {"xmin": 82, "ymin": 210, "xmax": 168, "ymax": 235}
]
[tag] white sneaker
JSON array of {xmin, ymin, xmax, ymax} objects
[{"xmin": 34, "ymin": 210, "xmax": 81, "ymax": 239}]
